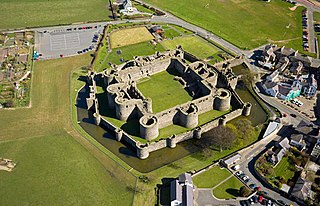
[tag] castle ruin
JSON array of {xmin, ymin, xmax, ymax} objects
[{"xmin": 84, "ymin": 48, "xmax": 251, "ymax": 159}]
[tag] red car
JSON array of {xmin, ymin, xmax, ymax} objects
[{"xmin": 259, "ymin": 195, "xmax": 263, "ymax": 203}]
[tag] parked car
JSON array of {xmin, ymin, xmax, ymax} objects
[
  {"xmin": 236, "ymin": 171, "xmax": 243, "ymax": 176},
  {"xmin": 232, "ymin": 165, "xmax": 240, "ymax": 171},
  {"xmin": 249, "ymin": 183, "xmax": 257, "ymax": 189}
]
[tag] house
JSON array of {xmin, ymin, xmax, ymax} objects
[
  {"xmin": 263, "ymin": 81, "xmax": 279, "ymax": 97},
  {"xmin": 151, "ymin": 26, "xmax": 163, "ymax": 34},
  {"xmin": 289, "ymin": 61, "xmax": 303, "ymax": 75},
  {"xmin": 290, "ymin": 178, "xmax": 313, "ymax": 204},
  {"xmin": 170, "ymin": 173, "xmax": 194, "ymax": 206},
  {"xmin": 266, "ymin": 70, "xmax": 279, "ymax": 81},
  {"xmin": 119, "ymin": 0, "xmax": 138, "ymax": 14},
  {"xmin": 267, "ymin": 138, "xmax": 290, "ymax": 166},
  {"xmin": 289, "ymin": 134, "xmax": 306, "ymax": 151},
  {"xmin": 302, "ymin": 74, "xmax": 317, "ymax": 98},
  {"xmin": 311, "ymin": 139, "xmax": 320, "ymax": 163}
]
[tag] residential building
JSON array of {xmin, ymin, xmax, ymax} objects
[
  {"xmin": 302, "ymin": 74, "xmax": 317, "ymax": 98},
  {"xmin": 311, "ymin": 139, "xmax": 320, "ymax": 163},
  {"xmin": 289, "ymin": 134, "xmax": 306, "ymax": 151},
  {"xmin": 290, "ymin": 178, "xmax": 314, "ymax": 205},
  {"xmin": 170, "ymin": 173, "xmax": 194, "ymax": 206},
  {"xmin": 267, "ymin": 138, "xmax": 290, "ymax": 166}
]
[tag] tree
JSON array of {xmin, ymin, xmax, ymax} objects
[
  {"xmin": 239, "ymin": 186, "xmax": 251, "ymax": 197},
  {"xmin": 232, "ymin": 118, "xmax": 254, "ymax": 140},
  {"xmin": 201, "ymin": 125, "xmax": 236, "ymax": 152}
]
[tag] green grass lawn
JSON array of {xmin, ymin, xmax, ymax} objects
[
  {"xmin": 145, "ymin": 0, "xmax": 304, "ymax": 51},
  {"xmin": 0, "ymin": 0, "xmax": 110, "ymax": 30},
  {"xmin": 95, "ymin": 41, "xmax": 165, "ymax": 72},
  {"xmin": 193, "ymin": 166, "xmax": 231, "ymax": 188},
  {"xmin": 162, "ymin": 27, "xmax": 182, "ymax": 39},
  {"xmin": 273, "ymin": 157, "xmax": 296, "ymax": 181},
  {"xmin": 212, "ymin": 176, "xmax": 244, "ymax": 199},
  {"xmin": 161, "ymin": 36, "xmax": 221, "ymax": 59},
  {"xmin": 137, "ymin": 70, "xmax": 192, "ymax": 113},
  {"xmin": 0, "ymin": 54, "xmax": 136, "ymax": 205}
]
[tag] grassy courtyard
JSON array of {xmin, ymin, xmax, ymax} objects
[
  {"xmin": 0, "ymin": 0, "xmax": 110, "ymax": 30},
  {"xmin": 212, "ymin": 176, "xmax": 244, "ymax": 199},
  {"xmin": 0, "ymin": 54, "xmax": 136, "ymax": 205},
  {"xmin": 193, "ymin": 166, "xmax": 231, "ymax": 188},
  {"xmin": 161, "ymin": 35, "xmax": 222, "ymax": 59},
  {"xmin": 137, "ymin": 70, "xmax": 193, "ymax": 113},
  {"xmin": 145, "ymin": 0, "xmax": 304, "ymax": 51}
]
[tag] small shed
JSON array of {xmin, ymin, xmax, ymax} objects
[{"xmin": 222, "ymin": 153, "xmax": 241, "ymax": 167}]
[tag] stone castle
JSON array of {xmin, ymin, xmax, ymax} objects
[{"xmin": 84, "ymin": 48, "xmax": 252, "ymax": 159}]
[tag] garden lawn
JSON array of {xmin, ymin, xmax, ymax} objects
[
  {"xmin": 193, "ymin": 167, "xmax": 232, "ymax": 188},
  {"xmin": 137, "ymin": 70, "xmax": 192, "ymax": 113},
  {"xmin": 0, "ymin": 0, "xmax": 110, "ymax": 30},
  {"xmin": 110, "ymin": 27, "xmax": 154, "ymax": 48},
  {"xmin": 161, "ymin": 36, "xmax": 221, "ymax": 59},
  {"xmin": 273, "ymin": 157, "xmax": 296, "ymax": 181},
  {"xmin": 212, "ymin": 176, "xmax": 244, "ymax": 199},
  {"xmin": 145, "ymin": 0, "xmax": 304, "ymax": 51},
  {"xmin": 96, "ymin": 41, "xmax": 165, "ymax": 71},
  {"xmin": 0, "ymin": 54, "xmax": 136, "ymax": 205}
]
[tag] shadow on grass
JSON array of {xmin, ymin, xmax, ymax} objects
[{"xmin": 225, "ymin": 188, "xmax": 239, "ymax": 197}]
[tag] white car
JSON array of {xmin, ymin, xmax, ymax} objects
[{"xmin": 236, "ymin": 171, "xmax": 243, "ymax": 176}]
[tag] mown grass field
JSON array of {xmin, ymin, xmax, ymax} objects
[
  {"xmin": 273, "ymin": 157, "xmax": 296, "ymax": 181},
  {"xmin": 161, "ymin": 35, "xmax": 221, "ymax": 59},
  {"xmin": 110, "ymin": 27, "xmax": 154, "ymax": 48},
  {"xmin": 0, "ymin": 54, "xmax": 136, "ymax": 205},
  {"xmin": 145, "ymin": 0, "xmax": 303, "ymax": 50},
  {"xmin": 137, "ymin": 70, "xmax": 192, "ymax": 113},
  {"xmin": 0, "ymin": 0, "xmax": 110, "ymax": 30},
  {"xmin": 193, "ymin": 167, "xmax": 231, "ymax": 188},
  {"xmin": 212, "ymin": 176, "xmax": 244, "ymax": 199},
  {"xmin": 95, "ymin": 41, "xmax": 165, "ymax": 71}
]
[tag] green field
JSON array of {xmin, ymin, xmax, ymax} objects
[
  {"xmin": 137, "ymin": 70, "xmax": 193, "ymax": 113},
  {"xmin": 193, "ymin": 167, "xmax": 231, "ymax": 188},
  {"xmin": 0, "ymin": 54, "xmax": 136, "ymax": 205},
  {"xmin": 162, "ymin": 36, "xmax": 221, "ymax": 59},
  {"xmin": 145, "ymin": 0, "xmax": 304, "ymax": 51},
  {"xmin": 95, "ymin": 41, "xmax": 165, "ymax": 71},
  {"xmin": 212, "ymin": 176, "xmax": 244, "ymax": 199},
  {"xmin": 0, "ymin": 0, "xmax": 110, "ymax": 30},
  {"xmin": 273, "ymin": 157, "xmax": 296, "ymax": 181}
]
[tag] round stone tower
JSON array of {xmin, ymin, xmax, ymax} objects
[
  {"xmin": 167, "ymin": 136, "xmax": 177, "ymax": 148},
  {"xmin": 114, "ymin": 128, "xmax": 123, "ymax": 142},
  {"xmin": 139, "ymin": 115, "xmax": 159, "ymax": 141},
  {"xmin": 214, "ymin": 88, "xmax": 231, "ymax": 111},
  {"xmin": 193, "ymin": 127, "xmax": 202, "ymax": 139},
  {"xmin": 136, "ymin": 144, "xmax": 149, "ymax": 159},
  {"xmin": 106, "ymin": 84, "xmax": 122, "ymax": 109},
  {"xmin": 242, "ymin": 102, "xmax": 252, "ymax": 116},
  {"xmin": 178, "ymin": 104, "xmax": 199, "ymax": 128},
  {"xmin": 115, "ymin": 95, "xmax": 136, "ymax": 121},
  {"xmin": 93, "ymin": 112, "xmax": 101, "ymax": 125},
  {"xmin": 219, "ymin": 115, "xmax": 227, "ymax": 126}
]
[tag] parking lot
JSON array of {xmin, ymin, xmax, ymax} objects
[{"xmin": 35, "ymin": 24, "xmax": 104, "ymax": 59}]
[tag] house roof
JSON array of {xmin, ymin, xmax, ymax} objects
[
  {"xmin": 290, "ymin": 134, "xmax": 304, "ymax": 143},
  {"xmin": 224, "ymin": 153, "xmax": 241, "ymax": 165},
  {"xmin": 291, "ymin": 178, "xmax": 312, "ymax": 201},
  {"xmin": 179, "ymin": 173, "xmax": 193, "ymax": 185},
  {"xmin": 278, "ymin": 85, "xmax": 291, "ymax": 96},
  {"xmin": 296, "ymin": 120, "xmax": 317, "ymax": 135},
  {"xmin": 278, "ymin": 138, "xmax": 290, "ymax": 150},
  {"xmin": 264, "ymin": 81, "xmax": 278, "ymax": 89},
  {"xmin": 171, "ymin": 180, "xmax": 182, "ymax": 203}
]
